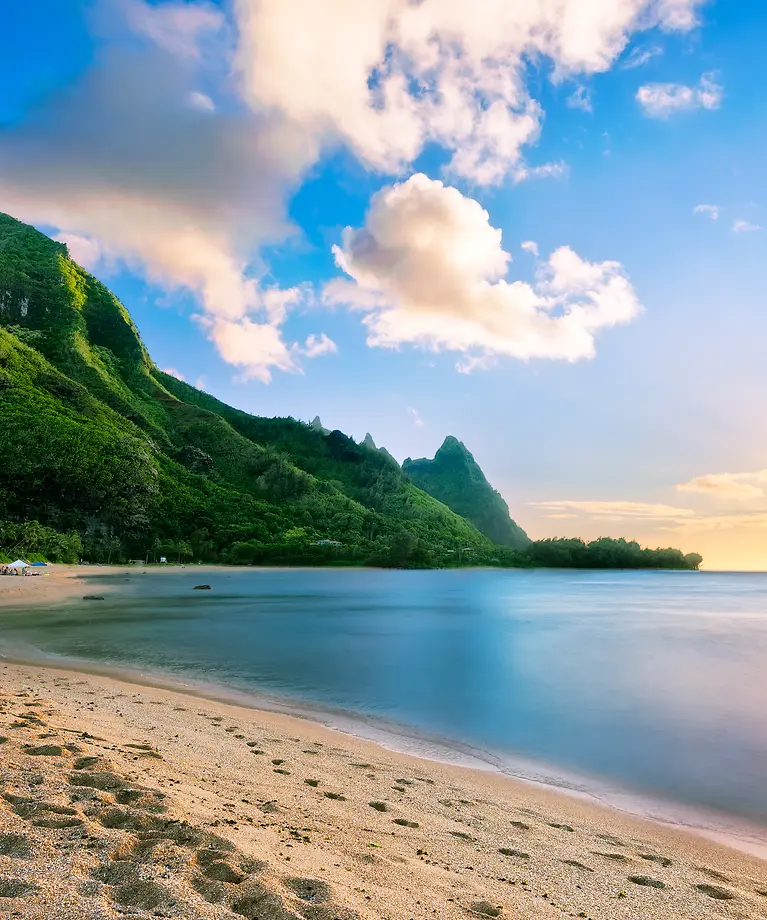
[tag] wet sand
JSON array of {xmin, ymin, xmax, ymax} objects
[{"xmin": 1, "ymin": 657, "xmax": 766, "ymax": 920}]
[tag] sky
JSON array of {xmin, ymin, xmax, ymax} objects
[{"xmin": 1, "ymin": 0, "xmax": 766, "ymax": 570}]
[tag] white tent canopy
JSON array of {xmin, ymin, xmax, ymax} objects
[{"xmin": 6, "ymin": 560, "xmax": 28, "ymax": 569}]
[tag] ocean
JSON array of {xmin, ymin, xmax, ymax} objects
[{"xmin": 3, "ymin": 566, "xmax": 767, "ymax": 845}]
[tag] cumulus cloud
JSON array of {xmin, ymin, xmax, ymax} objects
[
  {"xmin": 636, "ymin": 73, "xmax": 722, "ymax": 117},
  {"xmin": 235, "ymin": 0, "xmax": 703, "ymax": 184},
  {"xmin": 677, "ymin": 470, "xmax": 767, "ymax": 501},
  {"xmin": 732, "ymin": 219, "xmax": 761, "ymax": 234},
  {"xmin": 200, "ymin": 317, "xmax": 299, "ymax": 383},
  {"xmin": 325, "ymin": 174, "xmax": 641, "ymax": 367},
  {"xmin": 0, "ymin": 0, "xmax": 334, "ymax": 383},
  {"xmin": 693, "ymin": 204, "xmax": 720, "ymax": 221},
  {"xmin": 521, "ymin": 241, "xmax": 539, "ymax": 257},
  {"xmin": 0, "ymin": 0, "xmax": 703, "ymax": 380}
]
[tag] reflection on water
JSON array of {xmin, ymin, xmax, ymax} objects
[{"xmin": 3, "ymin": 567, "xmax": 767, "ymax": 825}]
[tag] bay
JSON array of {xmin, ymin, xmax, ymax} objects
[{"xmin": 3, "ymin": 567, "xmax": 767, "ymax": 832}]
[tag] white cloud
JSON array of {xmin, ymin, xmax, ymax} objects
[
  {"xmin": 188, "ymin": 90, "xmax": 215, "ymax": 111},
  {"xmin": 567, "ymin": 85, "xmax": 593, "ymax": 113},
  {"xmin": 663, "ymin": 512, "xmax": 767, "ymax": 534},
  {"xmin": 531, "ymin": 497, "xmax": 767, "ymax": 535},
  {"xmin": 53, "ymin": 233, "xmax": 104, "ymax": 270},
  {"xmin": 407, "ymin": 406, "xmax": 424, "ymax": 427},
  {"xmin": 200, "ymin": 316, "xmax": 299, "ymax": 383},
  {"xmin": 677, "ymin": 470, "xmax": 767, "ymax": 501},
  {"xmin": 531, "ymin": 500, "xmax": 695, "ymax": 521},
  {"xmin": 325, "ymin": 174, "xmax": 641, "ymax": 367},
  {"xmin": 732, "ymin": 219, "xmax": 761, "ymax": 234},
  {"xmin": 521, "ymin": 240, "xmax": 539, "ymax": 257},
  {"xmin": 0, "ymin": 1, "xmax": 317, "ymax": 383},
  {"xmin": 235, "ymin": 0, "xmax": 703, "ymax": 185},
  {"xmin": 636, "ymin": 73, "xmax": 722, "ymax": 117},
  {"xmin": 621, "ymin": 44, "xmax": 662, "ymax": 69},
  {"xmin": 302, "ymin": 333, "xmax": 338, "ymax": 358},
  {"xmin": 161, "ymin": 367, "xmax": 186, "ymax": 381},
  {"xmin": 121, "ymin": 0, "xmax": 224, "ymax": 59},
  {"xmin": 0, "ymin": 0, "xmax": 704, "ymax": 381},
  {"xmin": 693, "ymin": 204, "xmax": 720, "ymax": 221}
]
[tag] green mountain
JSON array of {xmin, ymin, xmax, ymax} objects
[
  {"xmin": 0, "ymin": 212, "xmax": 509, "ymax": 567},
  {"xmin": 0, "ymin": 212, "xmax": 701, "ymax": 571},
  {"xmin": 403, "ymin": 436, "xmax": 530, "ymax": 550}
]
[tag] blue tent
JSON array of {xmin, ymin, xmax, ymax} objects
[{"xmin": 30, "ymin": 561, "xmax": 47, "ymax": 567}]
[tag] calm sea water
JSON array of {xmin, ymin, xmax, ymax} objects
[{"xmin": 3, "ymin": 567, "xmax": 767, "ymax": 834}]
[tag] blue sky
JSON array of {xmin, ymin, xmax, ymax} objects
[{"xmin": 2, "ymin": 0, "xmax": 767, "ymax": 568}]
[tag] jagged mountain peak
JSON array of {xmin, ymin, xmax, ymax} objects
[{"xmin": 403, "ymin": 437, "xmax": 529, "ymax": 550}]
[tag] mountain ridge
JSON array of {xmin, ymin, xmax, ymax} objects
[
  {"xmin": 0, "ymin": 212, "xmax": 509, "ymax": 567},
  {"xmin": 403, "ymin": 436, "xmax": 530, "ymax": 550},
  {"xmin": 0, "ymin": 212, "xmax": 701, "ymax": 571}
]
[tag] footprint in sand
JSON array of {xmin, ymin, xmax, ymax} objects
[
  {"xmin": 499, "ymin": 848, "xmax": 529, "ymax": 859},
  {"xmin": 562, "ymin": 859, "xmax": 593, "ymax": 872},
  {"xmin": 470, "ymin": 901, "xmax": 503, "ymax": 917},
  {"xmin": 0, "ymin": 834, "xmax": 31, "ymax": 858},
  {"xmin": 593, "ymin": 851, "xmax": 631, "ymax": 862},
  {"xmin": 393, "ymin": 818, "xmax": 419, "ymax": 828},
  {"xmin": 0, "ymin": 878, "xmax": 39, "ymax": 899},
  {"xmin": 639, "ymin": 854, "xmax": 672, "ymax": 868},
  {"xmin": 68, "ymin": 770, "xmax": 128, "ymax": 792},
  {"xmin": 304, "ymin": 779, "xmax": 320, "ymax": 787},
  {"xmin": 596, "ymin": 833, "xmax": 626, "ymax": 846},
  {"xmin": 628, "ymin": 875, "xmax": 666, "ymax": 889},
  {"xmin": 23, "ymin": 744, "xmax": 64, "ymax": 756},
  {"xmin": 697, "ymin": 866, "xmax": 730, "ymax": 882},
  {"xmin": 285, "ymin": 876, "xmax": 331, "ymax": 903},
  {"xmin": 696, "ymin": 883, "xmax": 735, "ymax": 900},
  {"xmin": 195, "ymin": 849, "xmax": 246, "ymax": 884},
  {"xmin": 32, "ymin": 816, "xmax": 84, "ymax": 829},
  {"xmin": 231, "ymin": 882, "xmax": 298, "ymax": 920}
]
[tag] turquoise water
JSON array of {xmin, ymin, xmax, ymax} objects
[{"xmin": 3, "ymin": 567, "xmax": 767, "ymax": 830}]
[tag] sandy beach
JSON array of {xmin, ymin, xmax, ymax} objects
[
  {"xmin": 0, "ymin": 564, "xmax": 250, "ymax": 609},
  {"xmin": 1, "ymin": 574, "xmax": 766, "ymax": 919}
]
